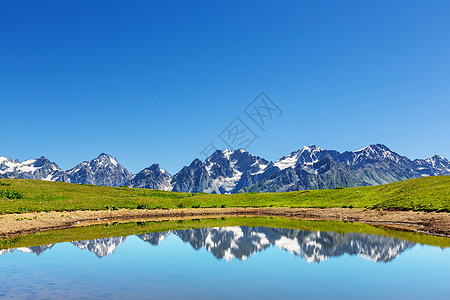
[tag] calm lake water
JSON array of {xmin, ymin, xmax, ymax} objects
[{"xmin": 1, "ymin": 226, "xmax": 449, "ymax": 299}]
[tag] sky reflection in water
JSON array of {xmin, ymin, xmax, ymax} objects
[{"xmin": 0, "ymin": 227, "xmax": 449, "ymax": 299}]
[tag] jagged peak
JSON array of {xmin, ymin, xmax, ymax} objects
[
  {"xmin": 355, "ymin": 144, "xmax": 391, "ymax": 153},
  {"xmin": 274, "ymin": 145, "xmax": 330, "ymax": 170},
  {"xmin": 96, "ymin": 153, "xmax": 115, "ymax": 159},
  {"xmin": 144, "ymin": 163, "xmax": 170, "ymax": 175},
  {"xmin": 98, "ymin": 152, "xmax": 108, "ymax": 157},
  {"xmin": 221, "ymin": 148, "xmax": 248, "ymax": 159},
  {"xmin": 0, "ymin": 156, "xmax": 10, "ymax": 163},
  {"xmin": 136, "ymin": 164, "xmax": 161, "ymax": 175},
  {"xmin": 0, "ymin": 156, "xmax": 36, "ymax": 164},
  {"xmin": 21, "ymin": 158, "xmax": 37, "ymax": 164},
  {"xmin": 223, "ymin": 149, "xmax": 233, "ymax": 158},
  {"xmin": 300, "ymin": 145, "xmax": 324, "ymax": 152},
  {"xmin": 92, "ymin": 153, "xmax": 119, "ymax": 168},
  {"xmin": 189, "ymin": 158, "xmax": 203, "ymax": 168},
  {"xmin": 429, "ymin": 154, "xmax": 446, "ymax": 160},
  {"xmin": 283, "ymin": 145, "xmax": 327, "ymax": 158},
  {"xmin": 206, "ymin": 148, "xmax": 253, "ymax": 163}
]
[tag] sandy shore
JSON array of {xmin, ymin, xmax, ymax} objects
[{"xmin": 1, "ymin": 207, "xmax": 449, "ymax": 239}]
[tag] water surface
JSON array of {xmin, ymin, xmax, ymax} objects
[{"xmin": 1, "ymin": 226, "xmax": 449, "ymax": 299}]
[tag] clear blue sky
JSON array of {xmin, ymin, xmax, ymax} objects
[{"xmin": 1, "ymin": 0, "xmax": 449, "ymax": 174}]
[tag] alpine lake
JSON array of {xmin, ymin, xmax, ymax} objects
[{"xmin": 1, "ymin": 217, "xmax": 449, "ymax": 299}]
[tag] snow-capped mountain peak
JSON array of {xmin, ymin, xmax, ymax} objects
[
  {"xmin": 274, "ymin": 145, "xmax": 337, "ymax": 170},
  {"xmin": 414, "ymin": 154, "xmax": 450, "ymax": 176},
  {"xmin": 338, "ymin": 144, "xmax": 406, "ymax": 166},
  {"xmin": 171, "ymin": 149, "xmax": 270, "ymax": 194},
  {"xmin": 425, "ymin": 155, "xmax": 449, "ymax": 169},
  {"xmin": 96, "ymin": 153, "xmax": 119, "ymax": 167},
  {"xmin": 126, "ymin": 163, "xmax": 172, "ymax": 191},
  {"xmin": 65, "ymin": 153, "xmax": 133, "ymax": 186},
  {"xmin": 0, "ymin": 156, "xmax": 63, "ymax": 181},
  {"xmin": 222, "ymin": 148, "xmax": 234, "ymax": 160}
]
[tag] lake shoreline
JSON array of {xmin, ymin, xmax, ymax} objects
[{"xmin": 1, "ymin": 207, "xmax": 449, "ymax": 239}]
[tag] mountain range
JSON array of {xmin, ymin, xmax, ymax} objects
[
  {"xmin": 0, "ymin": 227, "xmax": 415, "ymax": 263},
  {"xmin": 1, "ymin": 144, "xmax": 449, "ymax": 193}
]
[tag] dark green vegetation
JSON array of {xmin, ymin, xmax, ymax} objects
[
  {"xmin": 0, "ymin": 189, "xmax": 23, "ymax": 200},
  {"xmin": 0, "ymin": 176, "xmax": 449, "ymax": 214},
  {"xmin": 1, "ymin": 217, "xmax": 449, "ymax": 250}
]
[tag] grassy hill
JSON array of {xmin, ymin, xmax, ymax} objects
[{"xmin": 0, "ymin": 176, "xmax": 449, "ymax": 214}]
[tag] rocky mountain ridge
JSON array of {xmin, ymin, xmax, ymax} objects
[
  {"xmin": 0, "ymin": 153, "xmax": 134, "ymax": 187},
  {"xmin": 1, "ymin": 144, "xmax": 448, "ymax": 192}
]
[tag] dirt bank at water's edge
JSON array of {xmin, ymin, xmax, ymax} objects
[{"xmin": 0, "ymin": 207, "xmax": 449, "ymax": 239}]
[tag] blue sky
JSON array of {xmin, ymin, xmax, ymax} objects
[{"xmin": 1, "ymin": 0, "xmax": 449, "ymax": 173}]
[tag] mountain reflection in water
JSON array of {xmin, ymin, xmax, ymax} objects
[{"xmin": 1, "ymin": 227, "xmax": 415, "ymax": 263}]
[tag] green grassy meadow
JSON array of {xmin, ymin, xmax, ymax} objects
[{"xmin": 0, "ymin": 176, "xmax": 449, "ymax": 214}]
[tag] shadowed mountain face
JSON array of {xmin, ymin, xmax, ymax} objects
[
  {"xmin": 1, "ymin": 227, "xmax": 415, "ymax": 263},
  {"xmin": 243, "ymin": 144, "xmax": 450, "ymax": 192},
  {"xmin": 170, "ymin": 149, "xmax": 271, "ymax": 194},
  {"xmin": 125, "ymin": 163, "xmax": 172, "ymax": 190}
]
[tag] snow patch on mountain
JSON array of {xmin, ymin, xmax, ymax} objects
[
  {"xmin": 171, "ymin": 149, "xmax": 271, "ymax": 194},
  {"xmin": 66, "ymin": 153, "xmax": 133, "ymax": 186},
  {"xmin": 339, "ymin": 144, "xmax": 404, "ymax": 166},
  {"xmin": 0, "ymin": 156, "xmax": 64, "ymax": 181},
  {"xmin": 274, "ymin": 145, "xmax": 337, "ymax": 170}
]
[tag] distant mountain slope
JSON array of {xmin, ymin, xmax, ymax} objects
[
  {"xmin": 274, "ymin": 145, "xmax": 340, "ymax": 169},
  {"xmin": 414, "ymin": 155, "xmax": 450, "ymax": 177},
  {"xmin": 243, "ymin": 144, "xmax": 450, "ymax": 193},
  {"xmin": 125, "ymin": 164, "xmax": 172, "ymax": 190},
  {"xmin": 66, "ymin": 153, "xmax": 133, "ymax": 186},
  {"xmin": 0, "ymin": 156, "xmax": 66, "ymax": 181},
  {"xmin": 171, "ymin": 149, "xmax": 273, "ymax": 193},
  {"xmin": 0, "ymin": 153, "xmax": 133, "ymax": 187}
]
